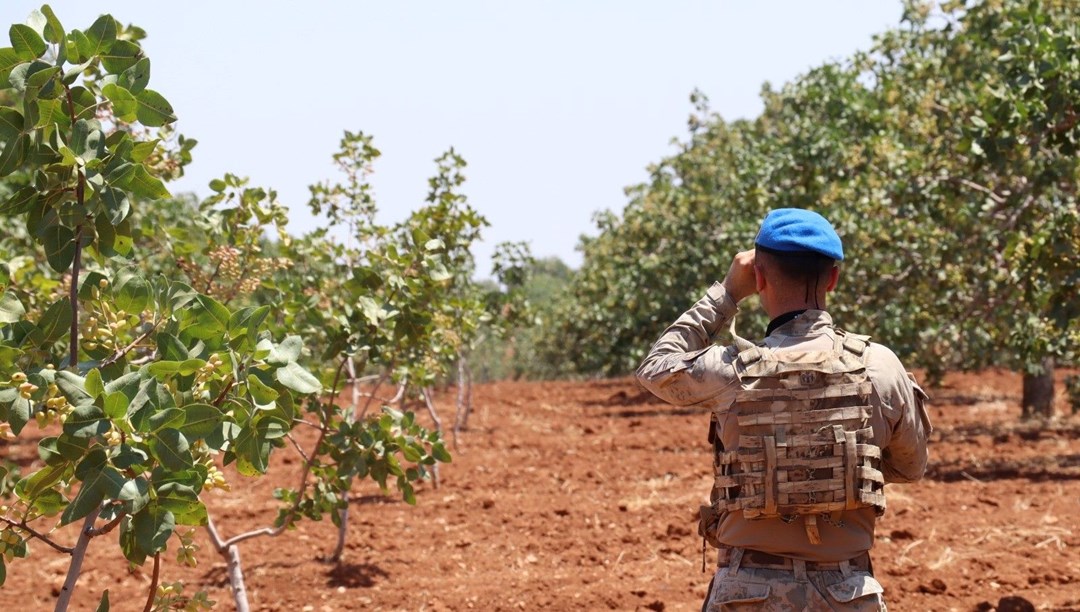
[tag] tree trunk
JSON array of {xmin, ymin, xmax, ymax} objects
[
  {"xmin": 1021, "ymin": 357, "xmax": 1055, "ymax": 419},
  {"xmin": 346, "ymin": 357, "xmax": 359, "ymax": 410},
  {"xmin": 224, "ymin": 544, "xmax": 250, "ymax": 612},
  {"xmin": 204, "ymin": 517, "xmax": 250, "ymax": 612},
  {"xmin": 453, "ymin": 357, "xmax": 470, "ymax": 449},
  {"xmin": 421, "ymin": 388, "xmax": 442, "ymax": 489},
  {"xmin": 331, "ymin": 498, "xmax": 349, "ymax": 563},
  {"xmin": 54, "ymin": 510, "xmax": 100, "ymax": 612}
]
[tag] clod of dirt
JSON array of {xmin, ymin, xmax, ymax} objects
[
  {"xmin": 996, "ymin": 595, "xmax": 1036, "ymax": 612},
  {"xmin": 665, "ymin": 524, "xmax": 691, "ymax": 538},
  {"xmin": 644, "ymin": 601, "xmax": 665, "ymax": 611},
  {"xmin": 889, "ymin": 529, "xmax": 917, "ymax": 540},
  {"xmin": 974, "ymin": 603, "xmax": 994, "ymax": 612},
  {"xmin": 482, "ymin": 499, "xmax": 495, "ymax": 509},
  {"xmin": 917, "ymin": 578, "xmax": 947, "ymax": 594}
]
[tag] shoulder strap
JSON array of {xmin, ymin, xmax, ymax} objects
[
  {"xmin": 729, "ymin": 316, "xmax": 757, "ymax": 352},
  {"xmin": 835, "ymin": 328, "xmax": 871, "ymax": 360},
  {"xmin": 729, "ymin": 316, "xmax": 768, "ymax": 367}
]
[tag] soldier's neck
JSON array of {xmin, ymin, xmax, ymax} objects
[{"xmin": 762, "ymin": 293, "xmax": 828, "ymax": 319}]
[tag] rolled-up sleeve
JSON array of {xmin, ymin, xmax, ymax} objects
[
  {"xmin": 867, "ymin": 347, "xmax": 933, "ymax": 483},
  {"xmin": 635, "ymin": 282, "xmax": 742, "ymax": 406}
]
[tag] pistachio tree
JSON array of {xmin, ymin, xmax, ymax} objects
[
  {"xmin": 0, "ymin": 6, "xmax": 450, "ymax": 611},
  {"xmin": 543, "ymin": 0, "xmax": 1078, "ymax": 417},
  {"xmin": 0, "ymin": 6, "xmax": 325, "ymax": 609},
  {"xmin": 816, "ymin": 0, "xmax": 1079, "ymax": 412}
]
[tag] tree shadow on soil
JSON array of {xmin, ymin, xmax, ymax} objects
[
  {"xmin": 932, "ymin": 421, "xmax": 1080, "ymax": 443},
  {"xmin": 926, "ymin": 454, "xmax": 1080, "ymax": 482},
  {"xmin": 325, "ymin": 562, "xmax": 389, "ymax": 588},
  {"xmin": 201, "ymin": 559, "xmax": 307, "ymax": 588},
  {"xmin": 601, "ymin": 406, "xmax": 710, "ymax": 418},
  {"xmin": 351, "ymin": 493, "xmax": 401, "ymax": 505},
  {"xmin": 602, "ymin": 389, "xmax": 664, "ymax": 406},
  {"xmin": 935, "ymin": 393, "xmax": 1013, "ymax": 406}
]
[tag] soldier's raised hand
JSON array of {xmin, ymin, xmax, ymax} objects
[{"xmin": 722, "ymin": 249, "xmax": 757, "ymax": 303}]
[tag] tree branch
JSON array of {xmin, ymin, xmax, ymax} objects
[
  {"xmin": 142, "ymin": 553, "xmax": 160, "ymax": 612},
  {"xmin": 1004, "ymin": 193, "xmax": 1037, "ymax": 233},
  {"xmin": 55, "ymin": 509, "xmax": 101, "ymax": 611},
  {"xmin": 204, "ymin": 514, "xmax": 226, "ymax": 554},
  {"xmin": 204, "ymin": 258, "xmax": 223, "ymax": 296},
  {"xmin": 68, "ymin": 224, "xmax": 83, "ymax": 368},
  {"xmin": 205, "ymin": 514, "xmax": 274, "ymax": 567},
  {"xmin": 212, "ymin": 374, "xmax": 237, "ymax": 407},
  {"xmin": 87, "ymin": 513, "xmax": 124, "ymax": 537},
  {"xmin": 285, "ymin": 432, "xmax": 310, "ymax": 464},
  {"xmin": 0, "ymin": 517, "xmax": 73, "ymax": 554},
  {"xmin": 360, "ymin": 372, "xmax": 390, "ymax": 418},
  {"xmin": 203, "ymin": 517, "xmax": 250, "ymax": 612},
  {"xmin": 63, "ymin": 86, "xmax": 84, "ymax": 370},
  {"xmin": 291, "ymin": 418, "xmax": 322, "ymax": 430},
  {"xmin": 220, "ymin": 525, "xmax": 285, "ymax": 549},
  {"xmin": 100, "ymin": 321, "xmax": 160, "ymax": 368},
  {"xmin": 331, "ymin": 357, "xmax": 348, "ymax": 395},
  {"xmin": 954, "ymin": 177, "xmax": 1005, "ymax": 204}
]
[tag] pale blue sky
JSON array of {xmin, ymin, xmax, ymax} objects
[{"xmin": 2, "ymin": 1, "xmax": 903, "ymax": 273}]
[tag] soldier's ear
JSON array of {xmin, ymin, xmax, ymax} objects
[
  {"xmin": 754, "ymin": 262, "xmax": 767, "ymax": 293},
  {"xmin": 825, "ymin": 265, "xmax": 840, "ymax": 292}
]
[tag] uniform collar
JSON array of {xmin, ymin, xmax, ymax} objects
[
  {"xmin": 766, "ymin": 309, "xmax": 834, "ymax": 338},
  {"xmin": 766, "ymin": 310, "xmax": 806, "ymax": 337}
]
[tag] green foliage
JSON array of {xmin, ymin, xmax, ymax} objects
[
  {"xmin": 0, "ymin": 6, "xmax": 470, "ymax": 606},
  {"xmin": 295, "ymin": 131, "xmax": 516, "ymax": 391},
  {"xmin": 274, "ymin": 406, "xmax": 446, "ymax": 519},
  {"xmin": 471, "ymin": 255, "xmax": 573, "ymax": 381},
  {"xmin": 0, "ymin": 6, "xmax": 244, "ymax": 587},
  {"xmin": 545, "ymin": 0, "xmax": 1079, "ymax": 384}
]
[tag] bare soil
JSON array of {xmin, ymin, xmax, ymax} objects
[{"xmin": 2, "ymin": 369, "xmax": 1079, "ymax": 611}]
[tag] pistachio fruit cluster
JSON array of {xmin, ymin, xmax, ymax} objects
[
  {"xmin": 80, "ymin": 309, "xmax": 128, "ymax": 353},
  {"xmin": 156, "ymin": 582, "xmax": 215, "ymax": 612},
  {"xmin": 192, "ymin": 442, "xmax": 230, "ymax": 492},
  {"xmin": 35, "ymin": 382, "xmax": 72, "ymax": 429},
  {"xmin": 0, "ymin": 528, "xmax": 23, "ymax": 563},
  {"xmin": 175, "ymin": 529, "xmax": 199, "ymax": 568},
  {"xmin": 194, "ymin": 353, "xmax": 225, "ymax": 389},
  {"xmin": 203, "ymin": 465, "xmax": 229, "ymax": 492},
  {"xmin": 104, "ymin": 426, "xmax": 123, "ymax": 447},
  {"xmin": 10, "ymin": 372, "xmax": 37, "ymax": 400}
]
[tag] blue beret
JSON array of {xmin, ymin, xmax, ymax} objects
[{"xmin": 754, "ymin": 208, "xmax": 843, "ymax": 261}]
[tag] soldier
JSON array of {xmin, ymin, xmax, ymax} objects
[{"xmin": 636, "ymin": 208, "xmax": 931, "ymax": 611}]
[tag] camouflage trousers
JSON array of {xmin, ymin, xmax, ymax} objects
[{"xmin": 702, "ymin": 549, "xmax": 886, "ymax": 611}]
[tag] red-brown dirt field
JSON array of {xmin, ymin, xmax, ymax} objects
[{"xmin": 1, "ymin": 369, "xmax": 1078, "ymax": 611}]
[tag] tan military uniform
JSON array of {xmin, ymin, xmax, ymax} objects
[{"xmin": 636, "ymin": 283, "xmax": 931, "ymax": 611}]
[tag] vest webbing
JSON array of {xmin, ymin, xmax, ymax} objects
[{"xmin": 712, "ymin": 325, "xmax": 885, "ymax": 545}]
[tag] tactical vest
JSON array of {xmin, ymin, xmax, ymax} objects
[{"xmin": 709, "ymin": 324, "xmax": 886, "ymax": 545}]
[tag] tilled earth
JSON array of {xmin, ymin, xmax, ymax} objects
[{"xmin": 2, "ymin": 369, "xmax": 1079, "ymax": 611}]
